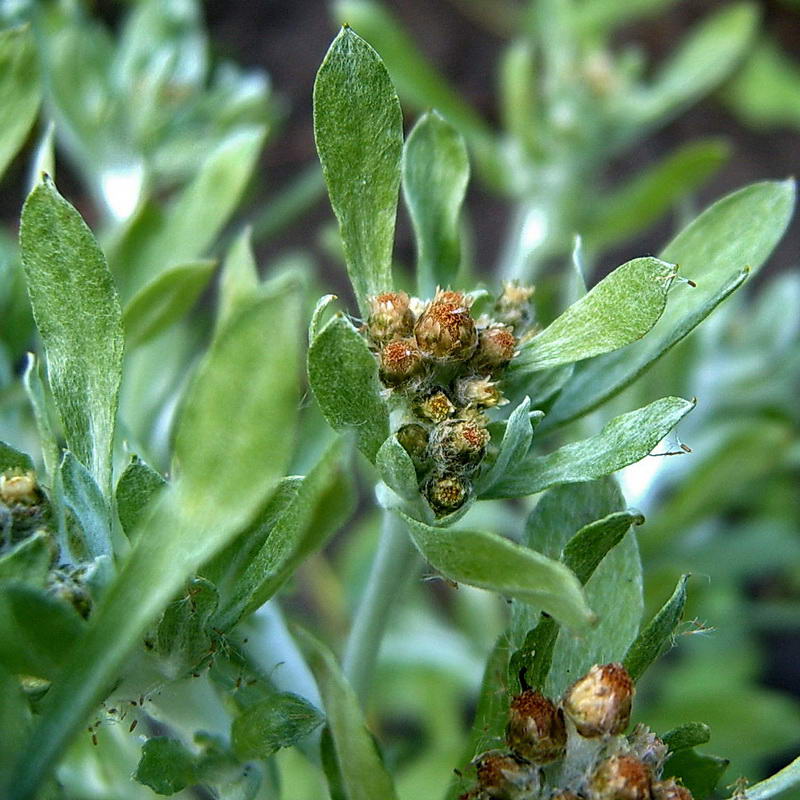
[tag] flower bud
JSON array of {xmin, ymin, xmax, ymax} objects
[
  {"xmin": 0, "ymin": 470, "xmax": 40, "ymax": 506},
  {"xmin": 628, "ymin": 724, "xmax": 668, "ymax": 774},
  {"xmin": 563, "ymin": 662, "xmax": 633, "ymax": 738},
  {"xmin": 494, "ymin": 282, "xmax": 534, "ymax": 330},
  {"xmin": 455, "ymin": 376, "xmax": 507, "ymax": 409},
  {"xmin": 379, "ymin": 338, "xmax": 424, "ymax": 385},
  {"xmin": 367, "ymin": 291, "xmax": 414, "ymax": 343},
  {"xmin": 431, "ymin": 419, "xmax": 490, "ymax": 468},
  {"xmin": 414, "ymin": 289, "xmax": 477, "ymax": 361},
  {"xmin": 396, "ymin": 423, "xmax": 429, "ymax": 466},
  {"xmin": 472, "ymin": 750, "xmax": 541, "ymax": 800},
  {"xmin": 471, "ymin": 325, "xmax": 517, "ymax": 373},
  {"xmin": 417, "ymin": 390, "xmax": 456, "ymax": 423},
  {"xmin": 651, "ymin": 779, "xmax": 693, "ymax": 800},
  {"xmin": 425, "ymin": 473, "xmax": 469, "ymax": 515},
  {"xmin": 505, "ymin": 689, "xmax": 566, "ymax": 763},
  {"xmin": 589, "ymin": 755, "xmax": 652, "ymax": 800}
]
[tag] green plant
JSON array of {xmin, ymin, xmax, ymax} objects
[{"xmin": 0, "ymin": 3, "xmax": 798, "ymax": 800}]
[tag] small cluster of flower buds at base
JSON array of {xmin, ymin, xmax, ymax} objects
[
  {"xmin": 365, "ymin": 285, "xmax": 533, "ymax": 516},
  {"xmin": 459, "ymin": 663, "xmax": 695, "ymax": 800},
  {"xmin": 0, "ymin": 469, "xmax": 54, "ymax": 549}
]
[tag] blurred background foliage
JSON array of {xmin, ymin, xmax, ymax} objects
[{"xmin": 0, "ymin": 0, "xmax": 798, "ymax": 797}]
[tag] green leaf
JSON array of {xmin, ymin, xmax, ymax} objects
[
  {"xmin": 7, "ymin": 284, "xmax": 301, "ymax": 800},
  {"xmin": 134, "ymin": 737, "xmax": 198, "ymax": 796},
  {"xmin": 20, "ymin": 177, "xmax": 124, "ymax": 495},
  {"xmin": 299, "ymin": 629, "xmax": 399, "ymax": 800},
  {"xmin": 308, "ymin": 314, "xmax": 389, "ymax": 462},
  {"xmin": 60, "ymin": 451, "xmax": 113, "ymax": 561},
  {"xmin": 22, "ymin": 354, "xmax": 60, "ymax": 480},
  {"xmin": 0, "ymin": 442, "xmax": 33, "ymax": 472},
  {"xmin": 314, "ymin": 27, "xmax": 403, "ymax": 313},
  {"xmin": 217, "ymin": 227, "xmax": 259, "ymax": 333},
  {"xmin": 731, "ymin": 755, "xmax": 800, "ymax": 800},
  {"xmin": 0, "ymin": 584, "xmax": 85, "ymax": 680},
  {"xmin": 376, "ymin": 435, "xmax": 420, "ymax": 502},
  {"xmin": 486, "ymin": 397, "xmax": 695, "ymax": 498},
  {"xmin": 0, "ymin": 533, "xmax": 53, "ymax": 587},
  {"xmin": 624, "ymin": 575, "xmax": 689, "ymax": 681},
  {"xmin": 0, "ymin": 665, "xmax": 31, "ymax": 789},
  {"xmin": 546, "ymin": 181, "xmax": 795, "ymax": 428},
  {"xmin": 232, "ymin": 692, "xmax": 325, "ymax": 760},
  {"xmin": 0, "ymin": 26, "xmax": 41, "ymax": 181},
  {"xmin": 585, "ymin": 140, "xmax": 729, "ymax": 253},
  {"xmin": 400, "ymin": 513, "xmax": 595, "ymax": 631},
  {"xmin": 115, "ymin": 455, "xmax": 166, "ymax": 540},
  {"xmin": 402, "ymin": 110, "xmax": 469, "ymax": 296},
  {"xmin": 662, "ymin": 722, "xmax": 711, "ymax": 753},
  {"xmin": 477, "ymin": 397, "xmax": 536, "ymax": 496},
  {"xmin": 123, "ymin": 260, "xmax": 216, "ymax": 347},
  {"xmin": 664, "ymin": 749, "xmax": 729, "ymax": 800},
  {"xmin": 512, "ymin": 257, "xmax": 676, "ymax": 373}
]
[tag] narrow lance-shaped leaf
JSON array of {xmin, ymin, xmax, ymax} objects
[
  {"xmin": 8, "ymin": 284, "xmax": 301, "ymax": 800},
  {"xmin": 22, "ymin": 354, "xmax": 60, "ymax": 481},
  {"xmin": 624, "ymin": 574, "xmax": 689, "ymax": 681},
  {"xmin": 486, "ymin": 396, "xmax": 695, "ymax": 498},
  {"xmin": 403, "ymin": 110, "xmax": 470, "ymax": 296},
  {"xmin": 115, "ymin": 455, "xmax": 166, "ymax": 541},
  {"xmin": 512, "ymin": 257, "xmax": 676, "ymax": 374},
  {"xmin": 299, "ymin": 630, "xmax": 400, "ymax": 800},
  {"xmin": 0, "ymin": 26, "xmax": 41, "ymax": 181},
  {"xmin": 308, "ymin": 314, "xmax": 389, "ymax": 463},
  {"xmin": 376, "ymin": 435, "xmax": 420, "ymax": 502},
  {"xmin": 545, "ymin": 181, "xmax": 795, "ymax": 428},
  {"xmin": 20, "ymin": 177, "xmax": 124, "ymax": 496},
  {"xmin": 401, "ymin": 513, "xmax": 596, "ymax": 632},
  {"xmin": 217, "ymin": 226, "xmax": 259, "ymax": 334},
  {"xmin": 314, "ymin": 27, "xmax": 403, "ymax": 313}
]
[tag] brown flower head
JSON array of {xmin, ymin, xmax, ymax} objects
[
  {"xmin": 417, "ymin": 390, "xmax": 457, "ymax": 423},
  {"xmin": 425, "ymin": 473, "xmax": 469, "ymax": 515},
  {"xmin": 563, "ymin": 662, "xmax": 634, "ymax": 738},
  {"xmin": 506, "ymin": 689, "xmax": 567, "ymax": 764},
  {"xmin": 494, "ymin": 282, "xmax": 534, "ymax": 330},
  {"xmin": 471, "ymin": 325, "xmax": 517, "ymax": 373},
  {"xmin": 367, "ymin": 291, "xmax": 414, "ymax": 343},
  {"xmin": 472, "ymin": 750, "xmax": 541, "ymax": 800},
  {"xmin": 455, "ymin": 375, "xmax": 507, "ymax": 409},
  {"xmin": 431, "ymin": 419, "xmax": 490, "ymax": 469},
  {"xmin": 651, "ymin": 779, "xmax": 693, "ymax": 800},
  {"xmin": 414, "ymin": 289, "xmax": 477, "ymax": 361},
  {"xmin": 379, "ymin": 338, "xmax": 424, "ymax": 385},
  {"xmin": 590, "ymin": 755, "xmax": 652, "ymax": 800}
]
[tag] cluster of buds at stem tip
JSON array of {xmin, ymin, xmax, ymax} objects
[
  {"xmin": 364, "ymin": 285, "xmax": 535, "ymax": 517},
  {"xmin": 459, "ymin": 663, "xmax": 696, "ymax": 800}
]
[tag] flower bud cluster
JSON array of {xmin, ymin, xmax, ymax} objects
[
  {"xmin": 458, "ymin": 663, "xmax": 694, "ymax": 800},
  {"xmin": 365, "ymin": 285, "xmax": 533, "ymax": 516}
]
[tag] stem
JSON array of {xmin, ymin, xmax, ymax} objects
[{"xmin": 343, "ymin": 509, "xmax": 419, "ymax": 706}]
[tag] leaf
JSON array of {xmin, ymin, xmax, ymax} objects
[
  {"xmin": 402, "ymin": 111, "xmax": 469, "ymax": 296},
  {"xmin": 20, "ymin": 177, "xmax": 124, "ymax": 496},
  {"xmin": 0, "ymin": 533, "xmax": 53, "ymax": 587},
  {"xmin": 134, "ymin": 737, "xmax": 198, "ymax": 796},
  {"xmin": 0, "ymin": 584, "xmax": 85, "ymax": 680},
  {"xmin": 400, "ymin": 513, "xmax": 595, "ymax": 631},
  {"xmin": 512, "ymin": 257, "xmax": 676, "ymax": 373},
  {"xmin": 0, "ymin": 665, "xmax": 31, "ymax": 789},
  {"xmin": 731, "ymin": 755, "xmax": 800, "ymax": 800},
  {"xmin": 585, "ymin": 140, "xmax": 729, "ymax": 253},
  {"xmin": 123, "ymin": 260, "xmax": 216, "ymax": 347},
  {"xmin": 299, "ymin": 629, "xmax": 399, "ymax": 800},
  {"xmin": 7, "ymin": 284, "xmax": 301, "ymax": 800},
  {"xmin": 217, "ymin": 227, "xmax": 259, "ymax": 333},
  {"xmin": 546, "ymin": 181, "xmax": 795, "ymax": 428},
  {"xmin": 662, "ymin": 722, "xmax": 711, "ymax": 753},
  {"xmin": 115, "ymin": 455, "xmax": 166, "ymax": 540},
  {"xmin": 308, "ymin": 314, "xmax": 389, "ymax": 463},
  {"xmin": 22, "ymin": 354, "xmax": 60, "ymax": 480},
  {"xmin": 477, "ymin": 397, "xmax": 535, "ymax": 496},
  {"xmin": 0, "ymin": 26, "xmax": 41, "ymax": 181},
  {"xmin": 664, "ymin": 749, "xmax": 729, "ymax": 800},
  {"xmin": 0, "ymin": 442, "xmax": 33, "ymax": 472},
  {"xmin": 624, "ymin": 575, "xmax": 689, "ymax": 681},
  {"xmin": 486, "ymin": 397, "xmax": 695, "ymax": 498},
  {"xmin": 376, "ymin": 435, "xmax": 420, "ymax": 502},
  {"xmin": 232, "ymin": 692, "xmax": 325, "ymax": 760},
  {"xmin": 314, "ymin": 27, "xmax": 403, "ymax": 313},
  {"xmin": 60, "ymin": 451, "xmax": 114, "ymax": 560}
]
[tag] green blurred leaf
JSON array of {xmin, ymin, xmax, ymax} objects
[
  {"xmin": 217, "ymin": 227, "xmax": 259, "ymax": 333},
  {"xmin": 134, "ymin": 737, "xmax": 198, "ymax": 796},
  {"xmin": 585, "ymin": 140, "xmax": 729, "ymax": 253},
  {"xmin": 376, "ymin": 435, "xmax": 420, "ymax": 502},
  {"xmin": 8, "ymin": 284, "xmax": 301, "ymax": 800},
  {"xmin": 486, "ymin": 397, "xmax": 695, "ymax": 498},
  {"xmin": 664, "ymin": 748, "xmax": 729, "ymax": 800},
  {"xmin": 401, "ymin": 513, "xmax": 595, "ymax": 631},
  {"xmin": 299, "ymin": 629, "xmax": 399, "ymax": 800},
  {"xmin": 115, "ymin": 455, "xmax": 166, "ymax": 541},
  {"xmin": 308, "ymin": 314, "xmax": 389, "ymax": 463},
  {"xmin": 0, "ymin": 442, "xmax": 33, "ymax": 472},
  {"xmin": 232, "ymin": 692, "xmax": 324, "ymax": 760},
  {"xmin": 123, "ymin": 260, "xmax": 216, "ymax": 347},
  {"xmin": 499, "ymin": 39, "xmax": 538, "ymax": 157},
  {"xmin": 0, "ymin": 26, "xmax": 41, "ymax": 181},
  {"xmin": 546, "ymin": 180, "xmax": 795, "ymax": 428},
  {"xmin": 662, "ymin": 722, "xmax": 711, "ymax": 753},
  {"xmin": 60, "ymin": 451, "xmax": 113, "ymax": 560},
  {"xmin": 314, "ymin": 27, "xmax": 403, "ymax": 313},
  {"xmin": 512, "ymin": 257, "xmax": 675, "ymax": 373},
  {"xmin": 624, "ymin": 575, "xmax": 688, "ymax": 681},
  {"xmin": 0, "ymin": 533, "xmax": 53, "ymax": 587},
  {"xmin": 0, "ymin": 665, "xmax": 31, "ymax": 790},
  {"xmin": 403, "ymin": 110, "xmax": 469, "ymax": 296},
  {"xmin": 20, "ymin": 177, "xmax": 124, "ymax": 495},
  {"xmin": 477, "ymin": 397, "xmax": 535, "ymax": 496}
]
